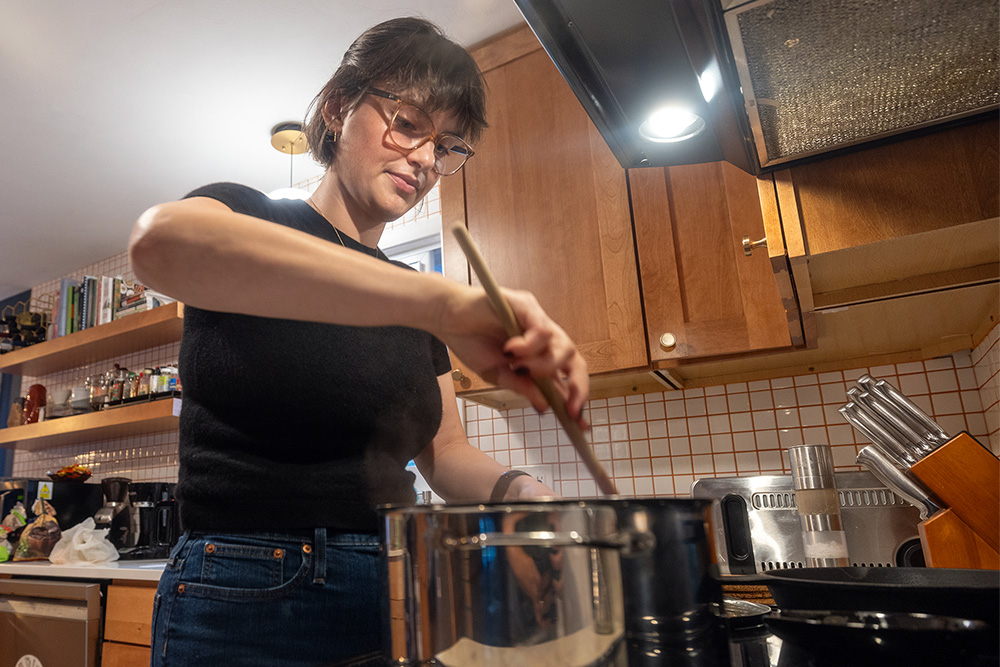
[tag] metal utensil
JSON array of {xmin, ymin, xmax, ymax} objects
[
  {"xmin": 850, "ymin": 389, "xmax": 934, "ymax": 461},
  {"xmin": 873, "ymin": 378, "xmax": 950, "ymax": 444},
  {"xmin": 839, "ymin": 403, "xmax": 917, "ymax": 466},
  {"xmin": 451, "ymin": 224, "xmax": 617, "ymax": 496},
  {"xmin": 856, "ymin": 445, "xmax": 942, "ymax": 520},
  {"xmin": 856, "ymin": 376, "xmax": 944, "ymax": 453}
]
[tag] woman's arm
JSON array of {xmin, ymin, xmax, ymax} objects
[
  {"xmin": 130, "ymin": 197, "xmax": 589, "ymax": 418},
  {"xmin": 414, "ymin": 374, "xmax": 556, "ymax": 502}
]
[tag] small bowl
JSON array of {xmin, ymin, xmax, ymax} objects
[{"xmin": 47, "ymin": 467, "xmax": 92, "ymax": 483}]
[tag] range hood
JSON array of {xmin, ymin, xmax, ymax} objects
[{"xmin": 513, "ymin": 0, "xmax": 999, "ymax": 174}]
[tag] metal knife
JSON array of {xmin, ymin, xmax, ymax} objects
[
  {"xmin": 840, "ymin": 402, "xmax": 918, "ymax": 467},
  {"xmin": 856, "ymin": 445, "xmax": 942, "ymax": 520},
  {"xmin": 874, "ymin": 378, "xmax": 950, "ymax": 444},
  {"xmin": 857, "ymin": 376, "xmax": 945, "ymax": 453},
  {"xmin": 853, "ymin": 389, "xmax": 936, "ymax": 460}
]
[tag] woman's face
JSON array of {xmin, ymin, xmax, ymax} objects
[{"xmin": 327, "ymin": 90, "xmax": 462, "ymax": 225}]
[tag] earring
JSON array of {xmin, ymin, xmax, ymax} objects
[{"xmin": 327, "ymin": 129, "xmax": 340, "ymax": 143}]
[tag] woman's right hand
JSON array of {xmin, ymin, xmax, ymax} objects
[{"xmin": 436, "ymin": 283, "xmax": 589, "ymax": 424}]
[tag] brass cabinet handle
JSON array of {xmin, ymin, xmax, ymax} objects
[
  {"xmin": 659, "ymin": 333, "xmax": 677, "ymax": 350},
  {"xmin": 742, "ymin": 236, "xmax": 767, "ymax": 256},
  {"xmin": 451, "ymin": 368, "xmax": 465, "ymax": 382}
]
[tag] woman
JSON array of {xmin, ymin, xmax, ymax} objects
[{"xmin": 129, "ymin": 17, "xmax": 588, "ymax": 667}]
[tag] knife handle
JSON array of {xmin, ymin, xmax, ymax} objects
[{"xmin": 451, "ymin": 224, "xmax": 617, "ymax": 497}]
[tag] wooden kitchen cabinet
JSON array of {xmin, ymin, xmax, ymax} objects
[
  {"xmin": 725, "ymin": 117, "xmax": 1000, "ymax": 377},
  {"xmin": 445, "ymin": 26, "xmax": 801, "ymax": 403},
  {"xmin": 446, "ymin": 27, "xmax": 997, "ymax": 400},
  {"xmin": 102, "ymin": 581, "xmax": 156, "ymax": 666},
  {"xmin": 630, "ymin": 161, "xmax": 800, "ymax": 366},
  {"xmin": 760, "ymin": 118, "xmax": 998, "ymax": 314},
  {"xmin": 442, "ymin": 26, "xmax": 648, "ymax": 394}
]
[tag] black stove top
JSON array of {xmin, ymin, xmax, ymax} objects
[{"xmin": 624, "ymin": 616, "xmax": 999, "ymax": 667}]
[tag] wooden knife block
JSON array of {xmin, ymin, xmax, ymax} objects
[{"xmin": 911, "ymin": 433, "xmax": 1000, "ymax": 569}]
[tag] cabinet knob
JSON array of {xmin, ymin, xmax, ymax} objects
[
  {"xmin": 659, "ymin": 333, "xmax": 677, "ymax": 350},
  {"xmin": 742, "ymin": 236, "xmax": 767, "ymax": 257},
  {"xmin": 451, "ymin": 368, "xmax": 466, "ymax": 382}
]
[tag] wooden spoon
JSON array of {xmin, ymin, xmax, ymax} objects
[{"xmin": 451, "ymin": 224, "xmax": 617, "ymax": 496}]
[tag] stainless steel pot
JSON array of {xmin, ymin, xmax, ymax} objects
[{"xmin": 379, "ymin": 498, "xmax": 717, "ymax": 666}]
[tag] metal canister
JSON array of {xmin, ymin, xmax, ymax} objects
[{"xmin": 788, "ymin": 444, "xmax": 850, "ymax": 567}]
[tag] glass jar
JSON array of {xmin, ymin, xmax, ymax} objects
[
  {"xmin": 87, "ymin": 374, "xmax": 107, "ymax": 410},
  {"xmin": 107, "ymin": 368, "xmax": 126, "ymax": 403},
  {"xmin": 126, "ymin": 372, "xmax": 139, "ymax": 400},
  {"xmin": 137, "ymin": 370, "xmax": 151, "ymax": 396}
]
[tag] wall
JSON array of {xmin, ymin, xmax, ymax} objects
[
  {"xmin": 464, "ymin": 328, "xmax": 999, "ymax": 497},
  {"xmin": 12, "ymin": 252, "xmax": 181, "ymax": 481}
]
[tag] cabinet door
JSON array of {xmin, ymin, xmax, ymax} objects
[
  {"xmin": 631, "ymin": 161, "xmax": 798, "ymax": 363},
  {"xmin": 443, "ymin": 38, "xmax": 647, "ymax": 389},
  {"xmin": 104, "ymin": 582, "xmax": 155, "ymax": 646},
  {"xmin": 764, "ymin": 118, "xmax": 999, "ymax": 311},
  {"xmin": 102, "ymin": 641, "xmax": 151, "ymax": 667}
]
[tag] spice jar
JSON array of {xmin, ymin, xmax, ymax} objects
[
  {"xmin": 107, "ymin": 367, "xmax": 128, "ymax": 404},
  {"xmin": 126, "ymin": 372, "xmax": 139, "ymax": 400},
  {"xmin": 137, "ymin": 370, "xmax": 150, "ymax": 396}
]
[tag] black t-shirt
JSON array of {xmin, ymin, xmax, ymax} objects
[{"xmin": 175, "ymin": 182, "xmax": 451, "ymax": 533}]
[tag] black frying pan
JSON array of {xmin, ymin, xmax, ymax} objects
[{"xmin": 762, "ymin": 567, "xmax": 1000, "ymax": 629}]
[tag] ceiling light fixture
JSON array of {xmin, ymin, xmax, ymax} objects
[
  {"xmin": 267, "ymin": 121, "xmax": 310, "ymax": 200},
  {"xmin": 638, "ymin": 107, "xmax": 707, "ymax": 143}
]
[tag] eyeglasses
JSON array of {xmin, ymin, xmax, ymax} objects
[{"xmin": 365, "ymin": 87, "xmax": 475, "ymax": 176}]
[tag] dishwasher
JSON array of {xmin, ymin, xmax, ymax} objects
[{"xmin": 0, "ymin": 578, "xmax": 101, "ymax": 667}]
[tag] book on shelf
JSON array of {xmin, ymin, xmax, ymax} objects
[
  {"xmin": 53, "ymin": 277, "xmax": 80, "ymax": 338},
  {"xmin": 45, "ymin": 276, "xmax": 176, "ymax": 334},
  {"xmin": 111, "ymin": 279, "xmax": 174, "ymax": 320}
]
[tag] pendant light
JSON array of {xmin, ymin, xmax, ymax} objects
[{"xmin": 267, "ymin": 121, "xmax": 310, "ymax": 200}]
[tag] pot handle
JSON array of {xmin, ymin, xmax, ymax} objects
[{"xmin": 441, "ymin": 530, "xmax": 655, "ymax": 552}]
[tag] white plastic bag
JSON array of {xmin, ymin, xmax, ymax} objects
[{"xmin": 48, "ymin": 518, "xmax": 119, "ymax": 565}]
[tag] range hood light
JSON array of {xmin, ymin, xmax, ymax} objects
[
  {"xmin": 638, "ymin": 108, "xmax": 706, "ymax": 143},
  {"xmin": 698, "ymin": 65, "xmax": 722, "ymax": 103}
]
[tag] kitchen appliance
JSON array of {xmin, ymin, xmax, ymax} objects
[
  {"xmin": 380, "ymin": 498, "xmax": 718, "ymax": 667},
  {"xmin": 0, "ymin": 579, "xmax": 101, "ymax": 667},
  {"xmin": 513, "ymin": 0, "xmax": 998, "ymax": 173},
  {"xmin": 117, "ymin": 482, "xmax": 177, "ymax": 560},
  {"xmin": 691, "ymin": 471, "xmax": 922, "ymax": 574},
  {"xmin": 93, "ymin": 476, "xmax": 134, "ymax": 550},
  {"xmin": 0, "ymin": 478, "xmax": 104, "ymax": 534}
]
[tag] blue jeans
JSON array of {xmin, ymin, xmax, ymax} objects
[{"xmin": 151, "ymin": 529, "xmax": 386, "ymax": 667}]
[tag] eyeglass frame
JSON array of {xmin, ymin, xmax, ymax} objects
[{"xmin": 364, "ymin": 87, "xmax": 475, "ymax": 175}]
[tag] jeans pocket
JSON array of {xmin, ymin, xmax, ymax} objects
[{"xmin": 181, "ymin": 539, "xmax": 311, "ymax": 602}]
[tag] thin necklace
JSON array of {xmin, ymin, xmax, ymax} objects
[{"xmin": 305, "ymin": 198, "xmax": 379, "ymax": 258}]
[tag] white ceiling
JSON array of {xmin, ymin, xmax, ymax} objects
[{"xmin": 0, "ymin": 0, "xmax": 526, "ymax": 301}]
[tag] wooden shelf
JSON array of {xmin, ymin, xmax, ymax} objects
[
  {"xmin": 0, "ymin": 302, "xmax": 183, "ymax": 377},
  {"xmin": 0, "ymin": 398, "xmax": 181, "ymax": 449}
]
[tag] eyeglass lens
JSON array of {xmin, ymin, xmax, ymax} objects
[{"xmin": 390, "ymin": 103, "xmax": 471, "ymax": 175}]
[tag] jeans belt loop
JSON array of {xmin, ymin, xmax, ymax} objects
[{"xmin": 313, "ymin": 527, "xmax": 327, "ymax": 585}]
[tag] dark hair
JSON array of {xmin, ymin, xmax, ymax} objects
[{"xmin": 304, "ymin": 17, "xmax": 488, "ymax": 168}]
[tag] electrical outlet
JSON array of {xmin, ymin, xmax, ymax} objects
[{"xmin": 521, "ymin": 464, "xmax": 555, "ymax": 489}]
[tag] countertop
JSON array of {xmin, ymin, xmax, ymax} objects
[{"xmin": 0, "ymin": 558, "xmax": 166, "ymax": 582}]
